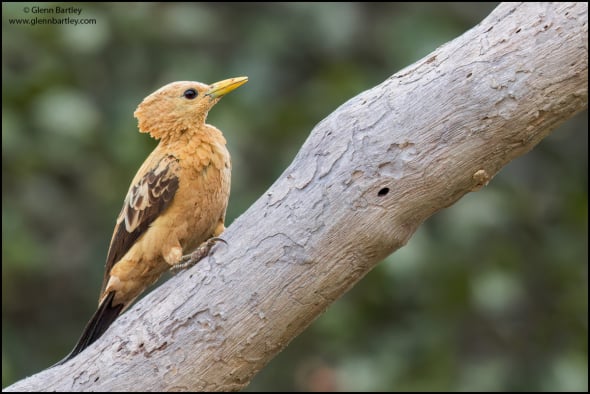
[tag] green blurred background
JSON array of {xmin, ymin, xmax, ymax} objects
[{"xmin": 2, "ymin": 2, "xmax": 587, "ymax": 391}]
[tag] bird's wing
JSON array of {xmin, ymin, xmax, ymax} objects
[{"xmin": 100, "ymin": 154, "xmax": 180, "ymax": 296}]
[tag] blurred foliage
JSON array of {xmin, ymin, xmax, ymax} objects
[{"xmin": 2, "ymin": 2, "xmax": 587, "ymax": 391}]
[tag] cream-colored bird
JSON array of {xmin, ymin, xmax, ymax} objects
[{"xmin": 59, "ymin": 76, "xmax": 248, "ymax": 363}]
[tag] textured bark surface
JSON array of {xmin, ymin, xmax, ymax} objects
[{"xmin": 5, "ymin": 2, "xmax": 587, "ymax": 392}]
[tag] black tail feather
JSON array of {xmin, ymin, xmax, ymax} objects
[{"xmin": 55, "ymin": 291, "xmax": 123, "ymax": 365}]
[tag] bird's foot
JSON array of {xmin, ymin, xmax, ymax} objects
[{"xmin": 171, "ymin": 237, "xmax": 227, "ymax": 273}]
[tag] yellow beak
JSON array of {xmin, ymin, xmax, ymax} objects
[{"xmin": 206, "ymin": 76, "xmax": 248, "ymax": 98}]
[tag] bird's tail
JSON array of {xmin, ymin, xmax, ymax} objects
[{"xmin": 54, "ymin": 291, "xmax": 123, "ymax": 365}]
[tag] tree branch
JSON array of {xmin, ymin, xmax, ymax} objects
[{"xmin": 5, "ymin": 2, "xmax": 587, "ymax": 391}]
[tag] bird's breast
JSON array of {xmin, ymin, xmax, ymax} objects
[{"xmin": 173, "ymin": 142, "xmax": 231, "ymax": 248}]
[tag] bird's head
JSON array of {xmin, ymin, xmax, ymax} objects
[{"xmin": 134, "ymin": 77, "xmax": 248, "ymax": 140}]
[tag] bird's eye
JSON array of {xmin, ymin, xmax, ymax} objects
[{"xmin": 183, "ymin": 89, "xmax": 198, "ymax": 100}]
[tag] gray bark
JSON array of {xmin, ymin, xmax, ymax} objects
[{"xmin": 4, "ymin": 2, "xmax": 587, "ymax": 392}]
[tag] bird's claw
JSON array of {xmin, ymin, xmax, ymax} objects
[{"xmin": 171, "ymin": 237, "xmax": 227, "ymax": 273}]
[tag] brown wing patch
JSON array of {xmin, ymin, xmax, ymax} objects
[{"xmin": 100, "ymin": 154, "xmax": 180, "ymax": 295}]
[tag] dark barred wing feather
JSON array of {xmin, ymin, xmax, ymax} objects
[{"xmin": 100, "ymin": 155, "xmax": 180, "ymax": 295}]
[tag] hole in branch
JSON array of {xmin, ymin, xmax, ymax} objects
[{"xmin": 378, "ymin": 188, "xmax": 389, "ymax": 197}]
